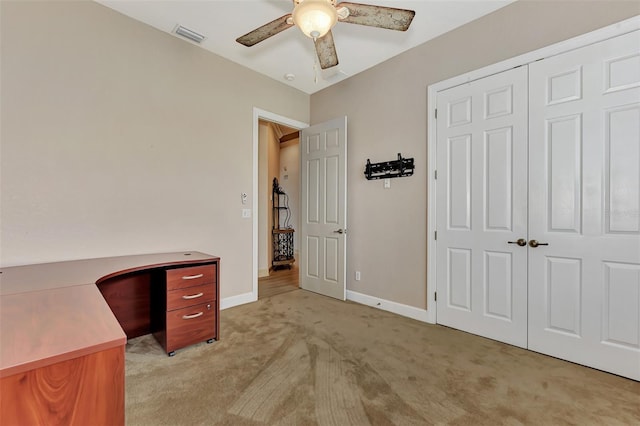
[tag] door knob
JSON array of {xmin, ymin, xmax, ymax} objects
[
  {"xmin": 508, "ymin": 238, "xmax": 527, "ymax": 247},
  {"xmin": 333, "ymin": 229, "xmax": 346, "ymax": 234},
  {"xmin": 529, "ymin": 239, "xmax": 549, "ymax": 248}
]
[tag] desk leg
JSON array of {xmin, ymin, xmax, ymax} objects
[{"xmin": 98, "ymin": 272, "xmax": 152, "ymax": 338}]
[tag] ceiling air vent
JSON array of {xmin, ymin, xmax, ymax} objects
[{"xmin": 174, "ymin": 25, "xmax": 206, "ymax": 44}]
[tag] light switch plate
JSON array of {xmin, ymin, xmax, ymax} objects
[{"xmin": 384, "ymin": 178, "xmax": 391, "ymax": 189}]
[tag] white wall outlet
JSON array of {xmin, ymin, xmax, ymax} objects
[
  {"xmin": 355, "ymin": 271, "xmax": 361, "ymax": 281},
  {"xmin": 384, "ymin": 178, "xmax": 391, "ymax": 189},
  {"xmin": 242, "ymin": 208, "xmax": 251, "ymax": 218}
]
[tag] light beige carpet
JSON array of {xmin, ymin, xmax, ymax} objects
[{"xmin": 125, "ymin": 290, "xmax": 639, "ymax": 425}]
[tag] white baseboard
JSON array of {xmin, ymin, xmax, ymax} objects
[
  {"xmin": 258, "ymin": 268, "xmax": 269, "ymax": 278},
  {"xmin": 221, "ymin": 290, "xmax": 434, "ymax": 323},
  {"xmin": 346, "ymin": 290, "xmax": 433, "ymax": 323},
  {"xmin": 221, "ymin": 291, "xmax": 256, "ymax": 310}
]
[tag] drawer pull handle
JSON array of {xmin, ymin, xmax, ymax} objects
[
  {"xmin": 181, "ymin": 273, "xmax": 204, "ymax": 280},
  {"xmin": 182, "ymin": 292, "xmax": 204, "ymax": 300},
  {"xmin": 182, "ymin": 312, "xmax": 204, "ymax": 320}
]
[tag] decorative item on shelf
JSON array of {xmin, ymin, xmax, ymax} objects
[
  {"xmin": 364, "ymin": 153, "xmax": 415, "ymax": 180},
  {"xmin": 272, "ymin": 178, "xmax": 295, "ymax": 270}
]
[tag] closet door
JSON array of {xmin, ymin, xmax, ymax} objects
[
  {"xmin": 528, "ymin": 30, "xmax": 640, "ymax": 380},
  {"xmin": 436, "ymin": 66, "xmax": 529, "ymax": 347}
]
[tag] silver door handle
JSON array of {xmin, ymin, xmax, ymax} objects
[
  {"xmin": 529, "ymin": 240, "xmax": 549, "ymax": 248},
  {"xmin": 333, "ymin": 229, "xmax": 347, "ymax": 234}
]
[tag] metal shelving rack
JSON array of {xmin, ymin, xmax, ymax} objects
[{"xmin": 272, "ymin": 178, "xmax": 295, "ymax": 269}]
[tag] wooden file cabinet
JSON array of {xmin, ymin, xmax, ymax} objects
[
  {"xmin": 1, "ymin": 251, "xmax": 219, "ymax": 425},
  {"xmin": 153, "ymin": 263, "xmax": 219, "ymax": 356}
]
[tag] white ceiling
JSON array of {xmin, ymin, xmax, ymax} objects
[{"xmin": 97, "ymin": 0, "xmax": 515, "ymax": 94}]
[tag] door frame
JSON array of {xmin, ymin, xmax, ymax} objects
[
  {"xmin": 252, "ymin": 108, "xmax": 308, "ymax": 303},
  {"xmin": 426, "ymin": 16, "xmax": 640, "ymax": 324}
]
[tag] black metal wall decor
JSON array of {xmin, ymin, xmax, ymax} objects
[{"xmin": 364, "ymin": 153, "xmax": 415, "ymax": 180}]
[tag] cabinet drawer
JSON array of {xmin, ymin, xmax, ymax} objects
[
  {"xmin": 165, "ymin": 303, "xmax": 216, "ymax": 353},
  {"xmin": 166, "ymin": 264, "xmax": 216, "ymax": 290},
  {"xmin": 167, "ymin": 284, "xmax": 215, "ymax": 311}
]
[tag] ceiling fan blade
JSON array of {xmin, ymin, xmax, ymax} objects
[
  {"xmin": 236, "ymin": 14, "xmax": 293, "ymax": 47},
  {"xmin": 338, "ymin": 3, "xmax": 415, "ymax": 31},
  {"xmin": 314, "ymin": 30, "xmax": 339, "ymax": 70}
]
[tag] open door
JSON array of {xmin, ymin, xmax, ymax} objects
[{"xmin": 299, "ymin": 117, "xmax": 347, "ymax": 300}]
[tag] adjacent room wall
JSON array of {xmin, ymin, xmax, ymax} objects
[
  {"xmin": 310, "ymin": 0, "xmax": 639, "ymax": 310},
  {"xmin": 0, "ymin": 1, "xmax": 310, "ymax": 301},
  {"xmin": 266, "ymin": 123, "xmax": 281, "ymax": 269},
  {"xmin": 279, "ymin": 138, "xmax": 300, "ymax": 255}
]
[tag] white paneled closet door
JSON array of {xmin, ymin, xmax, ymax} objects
[
  {"xmin": 435, "ymin": 29, "xmax": 640, "ymax": 380},
  {"xmin": 436, "ymin": 66, "xmax": 529, "ymax": 348},
  {"xmin": 528, "ymin": 30, "xmax": 640, "ymax": 380}
]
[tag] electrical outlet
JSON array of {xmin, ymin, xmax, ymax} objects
[
  {"xmin": 355, "ymin": 271, "xmax": 361, "ymax": 281},
  {"xmin": 242, "ymin": 209, "xmax": 251, "ymax": 218}
]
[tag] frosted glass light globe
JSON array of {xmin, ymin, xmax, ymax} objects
[{"xmin": 292, "ymin": 0, "xmax": 338, "ymax": 39}]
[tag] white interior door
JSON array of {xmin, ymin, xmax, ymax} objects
[
  {"xmin": 436, "ymin": 67, "xmax": 529, "ymax": 348},
  {"xmin": 528, "ymin": 30, "xmax": 640, "ymax": 380},
  {"xmin": 300, "ymin": 117, "xmax": 347, "ymax": 300}
]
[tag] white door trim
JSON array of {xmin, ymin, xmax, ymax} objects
[
  {"xmin": 427, "ymin": 15, "xmax": 640, "ymax": 324},
  {"xmin": 252, "ymin": 108, "xmax": 308, "ymax": 305}
]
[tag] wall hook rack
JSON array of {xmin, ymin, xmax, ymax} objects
[{"xmin": 364, "ymin": 153, "xmax": 415, "ymax": 180}]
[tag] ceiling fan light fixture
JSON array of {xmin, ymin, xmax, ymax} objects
[{"xmin": 292, "ymin": 0, "xmax": 337, "ymax": 39}]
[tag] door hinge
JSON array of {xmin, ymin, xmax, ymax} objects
[
  {"xmin": 434, "ymin": 291, "xmax": 437, "ymax": 302},
  {"xmin": 434, "ymin": 108, "xmax": 438, "ymax": 119},
  {"xmin": 434, "ymin": 230, "xmax": 437, "ymax": 240},
  {"xmin": 434, "ymin": 170, "xmax": 438, "ymax": 180}
]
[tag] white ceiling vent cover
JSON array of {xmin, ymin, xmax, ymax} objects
[{"xmin": 174, "ymin": 25, "xmax": 206, "ymax": 44}]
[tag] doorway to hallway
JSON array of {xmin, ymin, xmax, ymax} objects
[
  {"xmin": 253, "ymin": 108, "xmax": 308, "ymax": 302},
  {"xmin": 258, "ymin": 262, "xmax": 299, "ymax": 299}
]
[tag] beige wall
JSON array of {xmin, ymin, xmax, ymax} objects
[
  {"xmin": 266, "ymin": 123, "xmax": 281, "ymax": 269},
  {"xmin": 2, "ymin": 0, "xmax": 637, "ymax": 310},
  {"xmin": 310, "ymin": 0, "xmax": 639, "ymax": 309},
  {"xmin": 0, "ymin": 1, "xmax": 309, "ymax": 301}
]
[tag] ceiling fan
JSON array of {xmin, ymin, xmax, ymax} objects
[{"xmin": 236, "ymin": 0, "xmax": 415, "ymax": 70}]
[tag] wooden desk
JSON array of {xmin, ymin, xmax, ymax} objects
[{"xmin": 0, "ymin": 251, "xmax": 220, "ymax": 426}]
